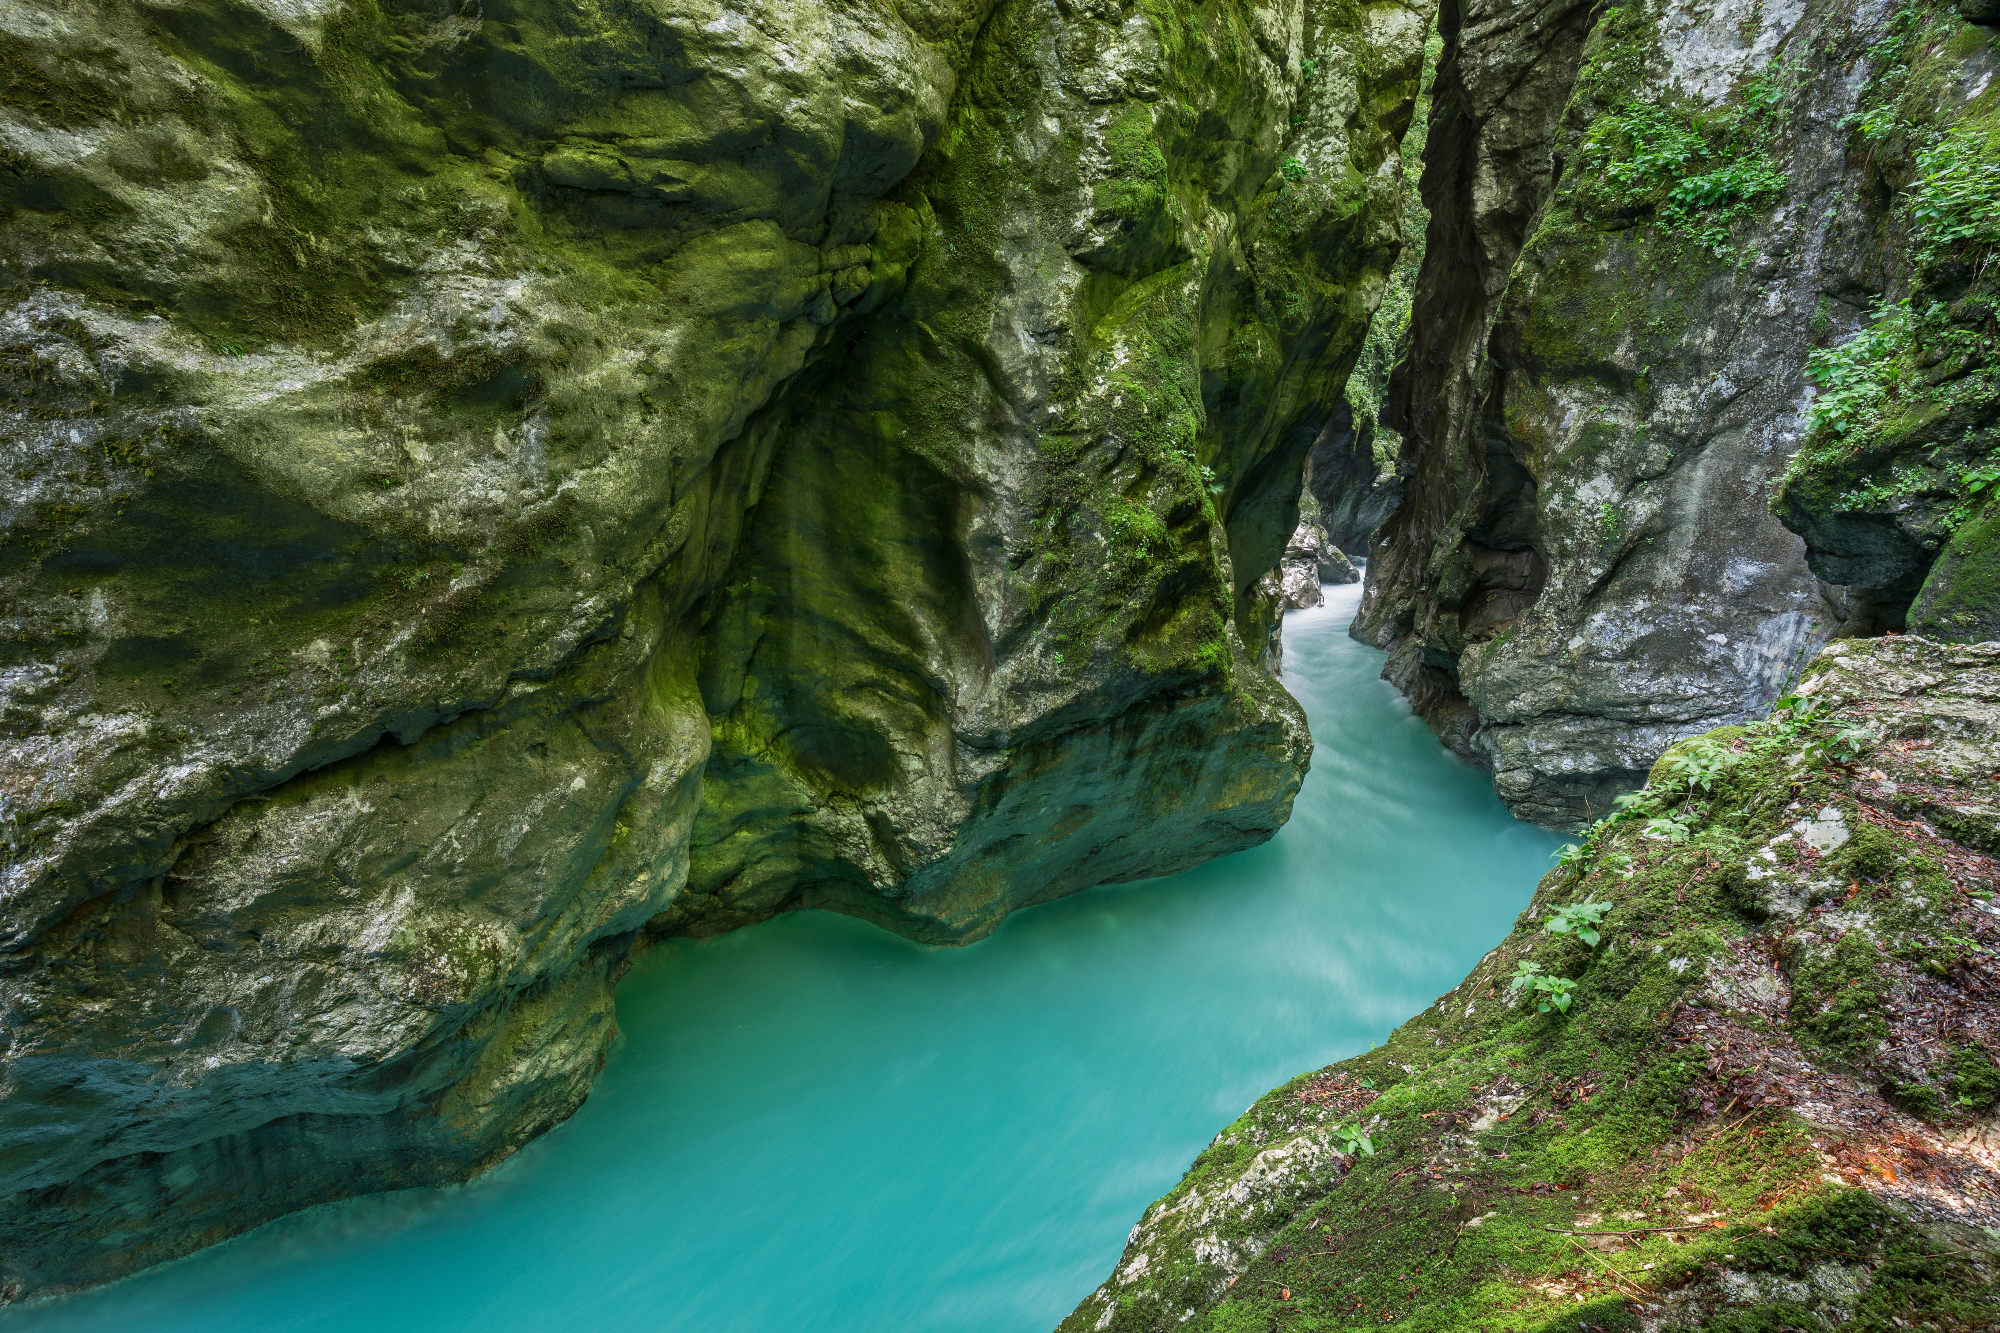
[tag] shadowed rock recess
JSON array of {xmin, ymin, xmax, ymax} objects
[{"xmin": 0, "ymin": 0, "xmax": 1432, "ymax": 1298}]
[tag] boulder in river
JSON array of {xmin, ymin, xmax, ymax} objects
[{"xmin": 1258, "ymin": 522, "xmax": 1357, "ymax": 615}]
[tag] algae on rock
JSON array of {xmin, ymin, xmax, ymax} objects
[{"xmin": 0, "ymin": 0, "xmax": 1430, "ymax": 1301}]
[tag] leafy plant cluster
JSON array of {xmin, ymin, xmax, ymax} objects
[
  {"xmin": 1507, "ymin": 959, "xmax": 1577, "ymax": 1013},
  {"xmin": 1907, "ymin": 122, "xmax": 2000, "ymax": 267},
  {"xmin": 1574, "ymin": 59, "xmax": 1799, "ymax": 254},
  {"xmin": 1505, "ymin": 889, "xmax": 1613, "ymax": 1016},
  {"xmin": 1542, "ymin": 897, "xmax": 1613, "ymax": 946},
  {"xmin": 1766, "ymin": 692, "xmax": 1879, "ymax": 765},
  {"xmin": 1792, "ymin": 292, "xmax": 2000, "ymax": 523},
  {"xmin": 1778, "ymin": 5, "xmax": 2000, "ymax": 526},
  {"xmin": 1801, "ymin": 298, "xmax": 1917, "ymax": 439}
]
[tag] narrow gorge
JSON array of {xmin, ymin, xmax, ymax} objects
[{"xmin": 1, "ymin": 0, "xmax": 1997, "ymax": 1328}]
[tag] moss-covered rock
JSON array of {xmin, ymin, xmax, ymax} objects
[
  {"xmin": 1910, "ymin": 494, "xmax": 2000, "ymax": 642},
  {"xmin": 1057, "ymin": 635, "xmax": 2000, "ymax": 1332},
  {"xmin": 0, "ymin": 0, "xmax": 1432, "ymax": 1302}
]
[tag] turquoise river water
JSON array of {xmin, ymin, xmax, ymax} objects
[{"xmin": 7, "ymin": 584, "xmax": 1565, "ymax": 1333}]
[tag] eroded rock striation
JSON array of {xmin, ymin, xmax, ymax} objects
[
  {"xmin": 1353, "ymin": 0, "xmax": 2000, "ymax": 828},
  {"xmin": 0, "ymin": 0, "xmax": 1430, "ymax": 1297},
  {"xmin": 1059, "ymin": 633, "xmax": 2000, "ymax": 1332}
]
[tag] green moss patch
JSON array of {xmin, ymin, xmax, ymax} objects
[{"xmin": 1060, "ymin": 638, "xmax": 2000, "ymax": 1332}]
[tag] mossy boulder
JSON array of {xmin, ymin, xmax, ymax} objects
[{"xmin": 1059, "ymin": 635, "xmax": 2000, "ymax": 1333}]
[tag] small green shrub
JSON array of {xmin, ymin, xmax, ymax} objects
[
  {"xmin": 1543, "ymin": 900, "xmax": 1614, "ymax": 947},
  {"xmin": 1644, "ymin": 812, "xmax": 1693, "ymax": 844},
  {"xmin": 1908, "ymin": 123, "xmax": 2000, "ymax": 268},
  {"xmin": 1802, "ymin": 299, "xmax": 1913, "ymax": 440},
  {"xmin": 1509, "ymin": 960, "xmax": 1578, "ymax": 1014}
]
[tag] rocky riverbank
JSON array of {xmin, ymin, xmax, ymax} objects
[{"xmin": 1059, "ymin": 633, "xmax": 2000, "ymax": 1332}]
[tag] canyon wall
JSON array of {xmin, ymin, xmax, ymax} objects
[
  {"xmin": 1355, "ymin": 0, "xmax": 2000, "ymax": 829},
  {"xmin": 1061, "ymin": 0, "xmax": 2000, "ymax": 1326},
  {"xmin": 0, "ymin": 0, "xmax": 1429, "ymax": 1298}
]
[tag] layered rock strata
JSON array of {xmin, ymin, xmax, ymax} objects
[
  {"xmin": 1354, "ymin": 0, "xmax": 2000, "ymax": 828},
  {"xmin": 0, "ymin": 0, "xmax": 1429, "ymax": 1298}
]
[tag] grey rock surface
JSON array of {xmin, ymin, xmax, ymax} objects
[{"xmin": 1353, "ymin": 0, "xmax": 1936, "ymax": 829}]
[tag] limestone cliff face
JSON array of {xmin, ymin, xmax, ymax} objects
[
  {"xmin": 1354, "ymin": 0, "xmax": 2000, "ymax": 829},
  {"xmin": 0, "ymin": 0, "xmax": 1429, "ymax": 1299}
]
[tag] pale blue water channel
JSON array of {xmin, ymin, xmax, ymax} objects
[{"xmin": 8, "ymin": 584, "xmax": 1564, "ymax": 1333}]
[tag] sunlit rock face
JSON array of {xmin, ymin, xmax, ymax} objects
[
  {"xmin": 0, "ymin": 0, "xmax": 1429, "ymax": 1298},
  {"xmin": 1353, "ymin": 0, "xmax": 2000, "ymax": 829}
]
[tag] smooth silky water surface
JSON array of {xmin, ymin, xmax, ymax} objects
[{"xmin": 6, "ymin": 584, "xmax": 1565, "ymax": 1333}]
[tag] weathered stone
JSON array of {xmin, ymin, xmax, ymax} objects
[
  {"xmin": 1350, "ymin": 0, "xmax": 1997, "ymax": 830},
  {"xmin": 0, "ymin": 0, "xmax": 1431, "ymax": 1298}
]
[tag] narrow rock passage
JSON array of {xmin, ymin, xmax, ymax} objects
[{"xmin": 5, "ymin": 587, "xmax": 1562, "ymax": 1333}]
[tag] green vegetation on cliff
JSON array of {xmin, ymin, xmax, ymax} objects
[
  {"xmin": 1571, "ymin": 27, "xmax": 1795, "ymax": 255},
  {"xmin": 1771, "ymin": 0, "xmax": 2000, "ymax": 638}
]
